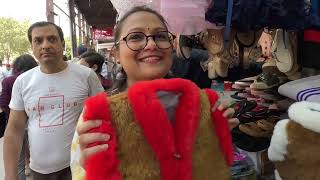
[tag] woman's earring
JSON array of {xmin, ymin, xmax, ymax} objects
[{"xmin": 116, "ymin": 63, "xmax": 125, "ymax": 80}]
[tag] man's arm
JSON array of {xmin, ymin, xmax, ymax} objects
[{"xmin": 3, "ymin": 110, "xmax": 28, "ymax": 180}]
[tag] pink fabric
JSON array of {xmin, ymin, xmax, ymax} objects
[
  {"xmin": 110, "ymin": 0, "xmax": 161, "ymax": 20},
  {"xmin": 160, "ymin": 0, "xmax": 210, "ymax": 35},
  {"xmin": 110, "ymin": 0, "xmax": 217, "ymax": 34}
]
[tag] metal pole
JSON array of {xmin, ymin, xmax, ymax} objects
[
  {"xmin": 85, "ymin": 21, "xmax": 91, "ymax": 47},
  {"xmin": 81, "ymin": 16, "xmax": 86, "ymax": 44},
  {"xmin": 68, "ymin": 0, "xmax": 77, "ymax": 58},
  {"xmin": 46, "ymin": 0, "xmax": 55, "ymax": 23},
  {"xmin": 78, "ymin": 12, "xmax": 82, "ymax": 44},
  {"xmin": 54, "ymin": 2, "xmax": 85, "ymax": 34}
]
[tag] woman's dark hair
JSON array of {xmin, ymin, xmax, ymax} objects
[
  {"xmin": 114, "ymin": 6, "xmax": 169, "ymax": 44},
  {"xmin": 109, "ymin": 6, "xmax": 170, "ymax": 95},
  {"xmin": 12, "ymin": 54, "xmax": 38, "ymax": 75},
  {"xmin": 80, "ymin": 51, "xmax": 105, "ymax": 73}
]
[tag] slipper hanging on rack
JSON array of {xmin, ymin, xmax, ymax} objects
[{"xmin": 273, "ymin": 29, "xmax": 294, "ymax": 73}]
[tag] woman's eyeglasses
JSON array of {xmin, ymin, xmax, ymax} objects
[{"xmin": 116, "ymin": 31, "xmax": 176, "ymax": 51}]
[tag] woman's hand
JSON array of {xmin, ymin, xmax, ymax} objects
[
  {"xmin": 77, "ymin": 120, "xmax": 110, "ymax": 167},
  {"xmin": 213, "ymin": 100, "xmax": 240, "ymax": 130}
]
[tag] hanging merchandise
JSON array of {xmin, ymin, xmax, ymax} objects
[
  {"xmin": 272, "ymin": 30, "xmax": 301, "ymax": 80},
  {"xmin": 306, "ymin": 0, "xmax": 320, "ymax": 28},
  {"xmin": 161, "ymin": 0, "xmax": 210, "ymax": 35},
  {"xmin": 302, "ymin": 29, "xmax": 320, "ymax": 69},
  {"xmin": 110, "ymin": 0, "xmax": 160, "ymax": 20},
  {"xmin": 272, "ymin": 30, "xmax": 294, "ymax": 73},
  {"xmin": 205, "ymin": 0, "xmax": 308, "ymax": 32},
  {"xmin": 178, "ymin": 32, "xmax": 207, "ymax": 60}
]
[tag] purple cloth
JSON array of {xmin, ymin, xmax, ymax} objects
[{"xmin": 0, "ymin": 74, "xmax": 18, "ymax": 120}]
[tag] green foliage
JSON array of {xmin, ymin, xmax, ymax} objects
[
  {"xmin": 65, "ymin": 36, "xmax": 72, "ymax": 60},
  {"xmin": 64, "ymin": 36, "xmax": 81, "ymax": 60},
  {"xmin": 0, "ymin": 17, "xmax": 30, "ymax": 63}
]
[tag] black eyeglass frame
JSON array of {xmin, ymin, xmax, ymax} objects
[{"xmin": 115, "ymin": 31, "xmax": 176, "ymax": 51}]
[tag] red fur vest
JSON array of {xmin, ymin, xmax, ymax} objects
[{"xmin": 83, "ymin": 78, "xmax": 233, "ymax": 180}]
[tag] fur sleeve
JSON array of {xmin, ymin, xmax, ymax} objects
[
  {"xmin": 268, "ymin": 119, "xmax": 289, "ymax": 161},
  {"xmin": 204, "ymin": 89, "xmax": 234, "ymax": 166},
  {"xmin": 83, "ymin": 92, "xmax": 122, "ymax": 180}
]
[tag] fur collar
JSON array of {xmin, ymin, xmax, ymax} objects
[
  {"xmin": 289, "ymin": 101, "xmax": 320, "ymax": 133},
  {"xmin": 128, "ymin": 78, "xmax": 201, "ymax": 180}
]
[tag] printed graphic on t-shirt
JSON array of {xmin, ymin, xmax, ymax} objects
[{"xmin": 38, "ymin": 95, "xmax": 65, "ymax": 128}]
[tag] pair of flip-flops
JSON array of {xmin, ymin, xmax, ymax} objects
[
  {"xmin": 238, "ymin": 116, "xmax": 279, "ymax": 138},
  {"xmin": 232, "ymin": 127, "xmax": 271, "ymax": 152},
  {"xmin": 233, "ymin": 100, "xmax": 257, "ymax": 118},
  {"xmin": 231, "ymin": 91, "xmax": 254, "ymax": 101},
  {"xmin": 250, "ymin": 72, "xmax": 283, "ymax": 90}
]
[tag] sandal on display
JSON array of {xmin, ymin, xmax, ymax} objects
[
  {"xmin": 257, "ymin": 115, "xmax": 280, "ymax": 130},
  {"xmin": 239, "ymin": 122, "xmax": 273, "ymax": 138},
  {"xmin": 232, "ymin": 127, "xmax": 271, "ymax": 152},
  {"xmin": 234, "ymin": 100, "xmax": 257, "ymax": 118},
  {"xmin": 256, "ymin": 119, "xmax": 276, "ymax": 132},
  {"xmin": 258, "ymin": 93, "xmax": 283, "ymax": 102},
  {"xmin": 250, "ymin": 88, "xmax": 267, "ymax": 96},
  {"xmin": 239, "ymin": 76, "xmax": 258, "ymax": 82},
  {"xmin": 232, "ymin": 83, "xmax": 248, "ymax": 90},
  {"xmin": 239, "ymin": 107, "xmax": 270, "ymax": 123},
  {"xmin": 234, "ymin": 81, "xmax": 252, "ymax": 87},
  {"xmin": 250, "ymin": 72, "xmax": 280, "ymax": 90},
  {"xmin": 231, "ymin": 91, "xmax": 252, "ymax": 101}
]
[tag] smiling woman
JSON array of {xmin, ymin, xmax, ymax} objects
[
  {"xmin": 70, "ymin": 6, "xmax": 239, "ymax": 180},
  {"xmin": 105, "ymin": 6, "xmax": 175, "ymax": 94}
]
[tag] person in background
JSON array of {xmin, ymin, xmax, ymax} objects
[
  {"xmin": 71, "ymin": 44, "xmax": 88, "ymax": 64},
  {"xmin": 3, "ymin": 64, "xmax": 12, "ymax": 77},
  {"xmin": 79, "ymin": 51, "xmax": 112, "ymax": 90},
  {"xmin": 70, "ymin": 6, "xmax": 239, "ymax": 179},
  {"xmin": 3, "ymin": 21, "xmax": 104, "ymax": 180},
  {"xmin": 0, "ymin": 54, "xmax": 38, "ymax": 180},
  {"xmin": 77, "ymin": 44, "xmax": 88, "ymax": 57}
]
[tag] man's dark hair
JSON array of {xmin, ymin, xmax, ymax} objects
[
  {"xmin": 27, "ymin": 21, "xmax": 65, "ymax": 43},
  {"xmin": 80, "ymin": 51, "xmax": 105, "ymax": 73}
]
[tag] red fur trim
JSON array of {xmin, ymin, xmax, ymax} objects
[
  {"xmin": 204, "ymin": 89, "xmax": 234, "ymax": 166},
  {"xmin": 83, "ymin": 92, "xmax": 122, "ymax": 180},
  {"xmin": 128, "ymin": 78, "xmax": 200, "ymax": 180}
]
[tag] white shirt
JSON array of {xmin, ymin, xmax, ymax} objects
[{"xmin": 9, "ymin": 62, "xmax": 104, "ymax": 174}]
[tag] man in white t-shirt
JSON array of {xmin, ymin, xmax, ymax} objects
[{"xmin": 3, "ymin": 22, "xmax": 104, "ymax": 180}]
